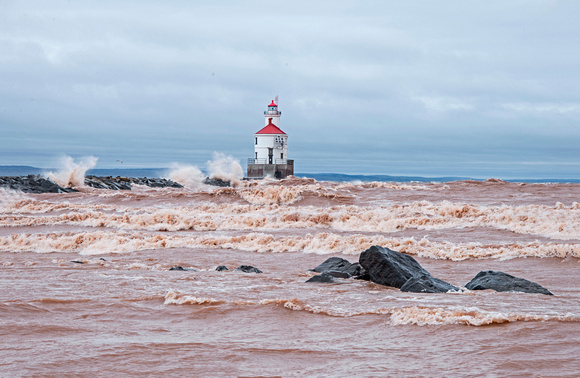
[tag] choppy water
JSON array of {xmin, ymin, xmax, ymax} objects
[{"xmin": 1, "ymin": 177, "xmax": 579, "ymax": 376}]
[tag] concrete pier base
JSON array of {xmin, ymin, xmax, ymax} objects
[{"xmin": 247, "ymin": 160, "xmax": 294, "ymax": 179}]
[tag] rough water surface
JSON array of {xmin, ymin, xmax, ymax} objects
[{"xmin": 1, "ymin": 177, "xmax": 579, "ymax": 376}]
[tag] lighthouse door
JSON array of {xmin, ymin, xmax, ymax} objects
[{"xmin": 268, "ymin": 148, "xmax": 273, "ymax": 164}]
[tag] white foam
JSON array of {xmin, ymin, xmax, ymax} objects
[
  {"xmin": 4, "ymin": 196, "xmax": 579, "ymax": 241},
  {"xmin": 164, "ymin": 289, "xmax": 224, "ymax": 305},
  {"xmin": 1, "ymin": 229, "xmax": 578, "ymax": 260},
  {"xmin": 388, "ymin": 306, "xmax": 578, "ymax": 326}
]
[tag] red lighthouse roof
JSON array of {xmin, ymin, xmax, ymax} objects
[
  {"xmin": 268, "ymin": 100, "xmax": 277, "ymax": 107},
  {"xmin": 256, "ymin": 118, "xmax": 286, "ymax": 135}
]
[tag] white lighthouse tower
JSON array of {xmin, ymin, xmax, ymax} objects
[{"xmin": 247, "ymin": 100, "xmax": 294, "ymax": 179}]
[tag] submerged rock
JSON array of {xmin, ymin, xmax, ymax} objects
[
  {"xmin": 400, "ymin": 274, "xmax": 459, "ymax": 293},
  {"xmin": 235, "ymin": 265, "xmax": 262, "ymax": 273},
  {"xmin": 465, "ymin": 270, "xmax": 553, "ymax": 295},
  {"xmin": 310, "ymin": 257, "xmax": 366, "ymax": 277},
  {"xmin": 169, "ymin": 266, "xmax": 197, "ymax": 271},
  {"xmin": 323, "ymin": 270, "xmax": 352, "ymax": 279},
  {"xmin": 306, "ymin": 272, "xmax": 340, "ymax": 283},
  {"xmin": 359, "ymin": 245, "xmax": 458, "ymax": 293}
]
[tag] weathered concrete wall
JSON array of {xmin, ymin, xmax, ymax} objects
[{"xmin": 247, "ymin": 160, "xmax": 294, "ymax": 179}]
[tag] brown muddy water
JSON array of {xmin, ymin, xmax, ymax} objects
[{"xmin": 1, "ymin": 177, "xmax": 579, "ymax": 376}]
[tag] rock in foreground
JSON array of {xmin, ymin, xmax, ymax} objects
[
  {"xmin": 310, "ymin": 257, "xmax": 366, "ymax": 277},
  {"xmin": 169, "ymin": 266, "xmax": 197, "ymax": 271},
  {"xmin": 306, "ymin": 272, "xmax": 341, "ymax": 283},
  {"xmin": 235, "ymin": 265, "xmax": 263, "ymax": 273},
  {"xmin": 359, "ymin": 245, "xmax": 429, "ymax": 288},
  {"xmin": 465, "ymin": 270, "xmax": 553, "ymax": 295},
  {"xmin": 400, "ymin": 274, "xmax": 459, "ymax": 293},
  {"xmin": 359, "ymin": 245, "xmax": 459, "ymax": 293}
]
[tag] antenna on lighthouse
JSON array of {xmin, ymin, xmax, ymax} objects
[{"xmin": 275, "ymin": 95, "xmax": 278, "ymax": 105}]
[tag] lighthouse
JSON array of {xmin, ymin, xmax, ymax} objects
[{"xmin": 247, "ymin": 100, "xmax": 294, "ymax": 179}]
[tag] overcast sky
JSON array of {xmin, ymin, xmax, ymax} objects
[{"xmin": 1, "ymin": 0, "xmax": 579, "ymax": 178}]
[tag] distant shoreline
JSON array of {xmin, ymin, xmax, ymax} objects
[{"xmin": 0, "ymin": 165, "xmax": 578, "ymax": 184}]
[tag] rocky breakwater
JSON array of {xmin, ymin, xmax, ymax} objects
[
  {"xmin": 0, "ymin": 175, "xmax": 78, "ymax": 193},
  {"xmin": 1, "ymin": 175, "xmax": 186, "ymax": 193},
  {"xmin": 0, "ymin": 175, "xmax": 236, "ymax": 193},
  {"xmin": 84, "ymin": 176, "xmax": 183, "ymax": 190}
]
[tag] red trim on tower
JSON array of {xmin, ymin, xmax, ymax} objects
[
  {"xmin": 256, "ymin": 118, "xmax": 286, "ymax": 134},
  {"xmin": 268, "ymin": 100, "xmax": 277, "ymax": 107}
]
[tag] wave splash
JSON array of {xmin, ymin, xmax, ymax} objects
[
  {"xmin": 45, "ymin": 156, "xmax": 98, "ymax": 188},
  {"xmin": 164, "ymin": 153, "xmax": 243, "ymax": 188},
  {"xmin": 207, "ymin": 152, "xmax": 243, "ymax": 186},
  {"xmin": 165, "ymin": 163, "xmax": 206, "ymax": 187}
]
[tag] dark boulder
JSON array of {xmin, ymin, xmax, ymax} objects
[
  {"xmin": 306, "ymin": 272, "xmax": 340, "ymax": 283},
  {"xmin": 235, "ymin": 265, "xmax": 262, "ymax": 273},
  {"xmin": 400, "ymin": 274, "xmax": 459, "ymax": 293},
  {"xmin": 358, "ymin": 245, "xmax": 458, "ymax": 293},
  {"xmin": 323, "ymin": 270, "xmax": 352, "ymax": 279},
  {"xmin": 359, "ymin": 245, "xmax": 431, "ymax": 288},
  {"xmin": 465, "ymin": 270, "xmax": 553, "ymax": 295},
  {"xmin": 310, "ymin": 257, "xmax": 366, "ymax": 277},
  {"xmin": 169, "ymin": 266, "xmax": 197, "ymax": 271},
  {"xmin": 215, "ymin": 265, "xmax": 229, "ymax": 271}
]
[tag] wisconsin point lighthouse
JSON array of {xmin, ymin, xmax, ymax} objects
[{"xmin": 247, "ymin": 99, "xmax": 294, "ymax": 179}]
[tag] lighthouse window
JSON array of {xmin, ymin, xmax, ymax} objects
[
  {"xmin": 281, "ymin": 153, "xmax": 283, "ymax": 159},
  {"xmin": 255, "ymin": 137, "xmax": 257, "ymax": 145}
]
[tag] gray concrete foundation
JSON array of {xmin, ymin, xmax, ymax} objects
[{"xmin": 247, "ymin": 160, "xmax": 294, "ymax": 179}]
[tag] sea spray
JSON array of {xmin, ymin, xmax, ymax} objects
[
  {"xmin": 165, "ymin": 163, "xmax": 206, "ymax": 187},
  {"xmin": 45, "ymin": 156, "xmax": 98, "ymax": 188},
  {"xmin": 207, "ymin": 153, "xmax": 243, "ymax": 186},
  {"xmin": 165, "ymin": 153, "xmax": 243, "ymax": 188}
]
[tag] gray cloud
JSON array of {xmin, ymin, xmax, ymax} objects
[{"xmin": 1, "ymin": 0, "xmax": 579, "ymax": 178}]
